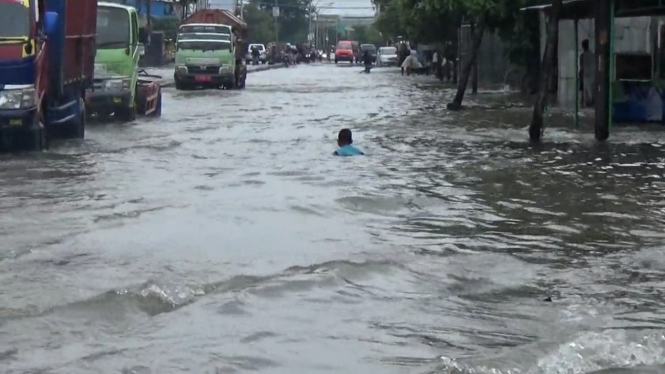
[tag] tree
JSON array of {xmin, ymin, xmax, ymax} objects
[
  {"xmin": 529, "ymin": 0, "xmax": 563, "ymax": 141},
  {"xmin": 248, "ymin": 0, "xmax": 311, "ymax": 42},
  {"xmin": 243, "ymin": 3, "xmax": 275, "ymax": 43}
]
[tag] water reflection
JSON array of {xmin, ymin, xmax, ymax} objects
[{"xmin": 0, "ymin": 65, "xmax": 665, "ymax": 373}]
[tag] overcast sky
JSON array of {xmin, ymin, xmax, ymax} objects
[{"xmin": 208, "ymin": 0, "xmax": 375, "ymax": 17}]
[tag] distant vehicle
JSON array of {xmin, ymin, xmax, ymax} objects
[
  {"xmin": 246, "ymin": 43, "xmax": 267, "ymax": 64},
  {"xmin": 377, "ymin": 46, "xmax": 398, "ymax": 66},
  {"xmin": 360, "ymin": 44, "xmax": 377, "ymax": 64},
  {"xmin": 335, "ymin": 40, "xmax": 354, "ymax": 63}
]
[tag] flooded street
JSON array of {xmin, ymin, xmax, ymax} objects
[{"xmin": 3, "ymin": 64, "xmax": 665, "ymax": 373}]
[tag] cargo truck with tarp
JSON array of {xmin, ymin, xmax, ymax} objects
[
  {"xmin": 174, "ymin": 9, "xmax": 247, "ymax": 90},
  {"xmin": 0, "ymin": 0, "xmax": 97, "ymax": 151}
]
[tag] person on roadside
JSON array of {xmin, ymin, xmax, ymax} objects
[
  {"xmin": 362, "ymin": 49, "xmax": 373, "ymax": 73},
  {"xmin": 580, "ymin": 39, "xmax": 595, "ymax": 108},
  {"xmin": 401, "ymin": 50, "xmax": 419, "ymax": 76},
  {"xmin": 334, "ymin": 128, "xmax": 364, "ymax": 156},
  {"xmin": 432, "ymin": 50, "xmax": 441, "ymax": 78}
]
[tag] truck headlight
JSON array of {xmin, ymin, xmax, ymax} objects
[
  {"xmin": 0, "ymin": 87, "xmax": 35, "ymax": 109},
  {"xmin": 219, "ymin": 65, "xmax": 233, "ymax": 74},
  {"xmin": 175, "ymin": 65, "xmax": 187, "ymax": 74},
  {"xmin": 103, "ymin": 78, "xmax": 130, "ymax": 91}
]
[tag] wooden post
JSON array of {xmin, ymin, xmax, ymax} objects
[{"xmin": 594, "ymin": 0, "xmax": 612, "ymax": 141}]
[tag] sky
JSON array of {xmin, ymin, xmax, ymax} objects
[{"xmin": 208, "ymin": 0, "xmax": 376, "ymax": 17}]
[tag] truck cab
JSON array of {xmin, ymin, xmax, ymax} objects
[
  {"xmin": 86, "ymin": 2, "xmax": 142, "ymax": 121},
  {"xmin": 174, "ymin": 23, "xmax": 239, "ymax": 90},
  {"xmin": 0, "ymin": 0, "xmax": 95, "ymax": 150}
]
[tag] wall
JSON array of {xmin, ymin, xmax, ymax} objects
[
  {"xmin": 460, "ymin": 25, "xmax": 516, "ymax": 86},
  {"xmin": 556, "ymin": 16, "xmax": 653, "ymax": 107}
]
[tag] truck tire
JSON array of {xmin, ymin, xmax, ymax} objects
[
  {"xmin": 116, "ymin": 101, "xmax": 136, "ymax": 122},
  {"xmin": 154, "ymin": 89, "xmax": 162, "ymax": 116},
  {"xmin": 21, "ymin": 123, "xmax": 46, "ymax": 151},
  {"xmin": 60, "ymin": 98, "xmax": 85, "ymax": 139},
  {"xmin": 175, "ymin": 80, "xmax": 187, "ymax": 90}
]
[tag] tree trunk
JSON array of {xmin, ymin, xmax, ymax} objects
[
  {"xmin": 447, "ymin": 15, "xmax": 486, "ymax": 111},
  {"xmin": 471, "ymin": 21, "xmax": 478, "ymax": 94},
  {"xmin": 529, "ymin": 0, "xmax": 563, "ymax": 141}
]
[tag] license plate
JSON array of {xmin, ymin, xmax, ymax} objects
[
  {"xmin": 9, "ymin": 119, "xmax": 21, "ymax": 127},
  {"xmin": 113, "ymin": 97, "xmax": 121, "ymax": 103},
  {"xmin": 195, "ymin": 76, "xmax": 211, "ymax": 82}
]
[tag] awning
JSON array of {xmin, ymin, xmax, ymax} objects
[{"xmin": 520, "ymin": 0, "xmax": 665, "ymax": 20}]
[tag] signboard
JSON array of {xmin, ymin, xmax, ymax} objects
[
  {"xmin": 272, "ymin": 6, "xmax": 279, "ymax": 17},
  {"xmin": 180, "ymin": 25, "xmax": 231, "ymax": 34}
]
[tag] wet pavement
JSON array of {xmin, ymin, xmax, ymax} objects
[{"xmin": 2, "ymin": 64, "xmax": 665, "ymax": 373}]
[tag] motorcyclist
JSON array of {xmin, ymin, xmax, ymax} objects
[{"xmin": 251, "ymin": 46, "xmax": 260, "ymax": 65}]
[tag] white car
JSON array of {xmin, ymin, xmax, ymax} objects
[
  {"xmin": 246, "ymin": 43, "xmax": 267, "ymax": 64},
  {"xmin": 376, "ymin": 46, "xmax": 398, "ymax": 66}
]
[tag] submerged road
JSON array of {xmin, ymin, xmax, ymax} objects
[{"xmin": 2, "ymin": 64, "xmax": 665, "ymax": 373}]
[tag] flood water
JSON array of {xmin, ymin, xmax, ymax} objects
[{"xmin": 2, "ymin": 64, "xmax": 665, "ymax": 374}]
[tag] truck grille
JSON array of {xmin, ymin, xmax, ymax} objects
[
  {"xmin": 187, "ymin": 65, "xmax": 221, "ymax": 75},
  {"xmin": 92, "ymin": 79, "xmax": 106, "ymax": 90}
]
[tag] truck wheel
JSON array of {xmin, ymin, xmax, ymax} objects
[
  {"xmin": 21, "ymin": 124, "xmax": 46, "ymax": 151},
  {"xmin": 116, "ymin": 102, "xmax": 136, "ymax": 122},
  {"xmin": 175, "ymin": 80, "xmax": 187, "ymax": 90},
  {"xmin": 60, "ymin": 98, "xmax": 85, "ymax": 139},
  {"xmin": 154, "ymin": 89, "xmax": 162, "ymax": 116}
]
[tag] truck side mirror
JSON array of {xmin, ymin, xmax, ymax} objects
[{"xmin": 43, "ymin": 11, "xmax": 58, "ymax": 38}]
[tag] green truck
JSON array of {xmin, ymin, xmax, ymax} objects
[
  {"xmin": 174, "ymin": 9, "xmax": 248, "ymax": 90},
  {"xmin": 85, "ymin": 2, "xmax": 162, "ymax": 122}
]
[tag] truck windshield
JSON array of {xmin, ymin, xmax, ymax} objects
[
  {"xmin": 0, "ymin": 1, "xmax": 29, "ymax": 38},
  {"xmin": 96, "ymin": 7, "xmax": 130, "ymax": 49},
  {"xmin": 177, "ymin": 40, "xmax": 230, "ymax": 52},
  {"xmin": 178, "ymin": 33, "xmax": 231, "ymax": 42}
]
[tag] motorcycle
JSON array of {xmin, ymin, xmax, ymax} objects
[{"xmin": 282, "ymin": 52, "xmax": 290, "ymax": 67}]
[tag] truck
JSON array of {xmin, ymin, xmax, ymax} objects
[
  {"xmin": 174, "ymin": 9, "xmax": 247, "ymax": 90},
  {"xmin": 85, "ymin": 2, "xmax": 162, "ymax": 122},
  {"xmin": 0, "ymin": 0, "xmax": 97, "ymax": 151}
]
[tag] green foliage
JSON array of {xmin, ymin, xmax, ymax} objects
[
  {"xmin": 371, "ymin": 0, "xmax": 541, "ymax": 70},
  {"xmin": 350, "ymin": 25, "xmax": 385, "ymax": 45},
  {"xmin": 248, "ymin": 0, "xmax": 311, "ymax": 43},
  {"xmin": 243, "ymin": 3, "xmax": 275, "ymax": 43}
]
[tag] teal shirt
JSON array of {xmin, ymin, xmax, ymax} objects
[{"xmin": 334, "ymin": 145, "xmax": 364, "ymax": 156}]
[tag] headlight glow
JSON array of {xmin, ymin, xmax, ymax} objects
[
  {"xmin": 103, "ymin": 78, "xmax": 130, "ymax": 91},
  {"xmin": 176, "ymin": 65, "xmax": 187, "ymax": 74},
  {"xmin": 0, "ymin": 88, "xmax": 35, "ymax": 109},
  {"xmin": 219, "ymin": 65, "xmax": 233, "ymax": 74}
]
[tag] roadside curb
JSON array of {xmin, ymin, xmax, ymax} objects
[{"xmin": 158, "ymin": 64, "xmax": 288, "ymax": 88}]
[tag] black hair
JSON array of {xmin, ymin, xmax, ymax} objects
[
  {"xmin": 582, "ymin": 39, "xmax": 589, "ymax": 50},
  {"xmin": 338, "ymin": 128, "xmax": 353, "ymax": 144}
]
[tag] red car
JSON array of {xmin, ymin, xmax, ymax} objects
[{"xmin": 335, "ymin": 40, "xmax": 355, "ymax": 63}]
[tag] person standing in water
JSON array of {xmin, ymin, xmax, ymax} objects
[
  {"xmin": 334, "ymin": 129, "xmax": 364, "ymax": 156},
  {"xmin": 362, "ymin": 50, "xmax": 373, "ymax": 73},
  {"xmin": 580, "ymin": 39, "xmax": 596, "ymax": 108}
]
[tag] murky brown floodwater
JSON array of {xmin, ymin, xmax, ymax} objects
[{"xmin": 2, "ymin": 64, "xmax": 665, "ymax": 374}]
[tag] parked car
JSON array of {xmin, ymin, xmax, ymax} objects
[
  {"xmin": 360, "ymin": 44, "xmax": 377, "ymax": 63},
  {"xmin": 335, "ymin": 40, "xmax": 355, "ymax": 63},
  {"xmin": 246, "ymin": 43, "xmax": 267, "ymax": 64},
  {"xmin": 377, "ymin": 46, "xmax": 398, "ymax": 66}
]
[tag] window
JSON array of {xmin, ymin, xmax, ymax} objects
[{"xmin": 131, "ymin": 10, "xmax": 138, "ymax": 45}]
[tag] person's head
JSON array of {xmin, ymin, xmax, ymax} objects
[
  {"xmin": 582, "ymin": 39, "xmax": 589, "ymax": 51},
  {"xmin": 337, "ymin": 128, "xmax": 353, "ymax": 147}
]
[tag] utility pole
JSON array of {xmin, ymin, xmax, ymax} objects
[{"xmin": 274, "ymin": 0, "xmax": 279, "ymax": 43}]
